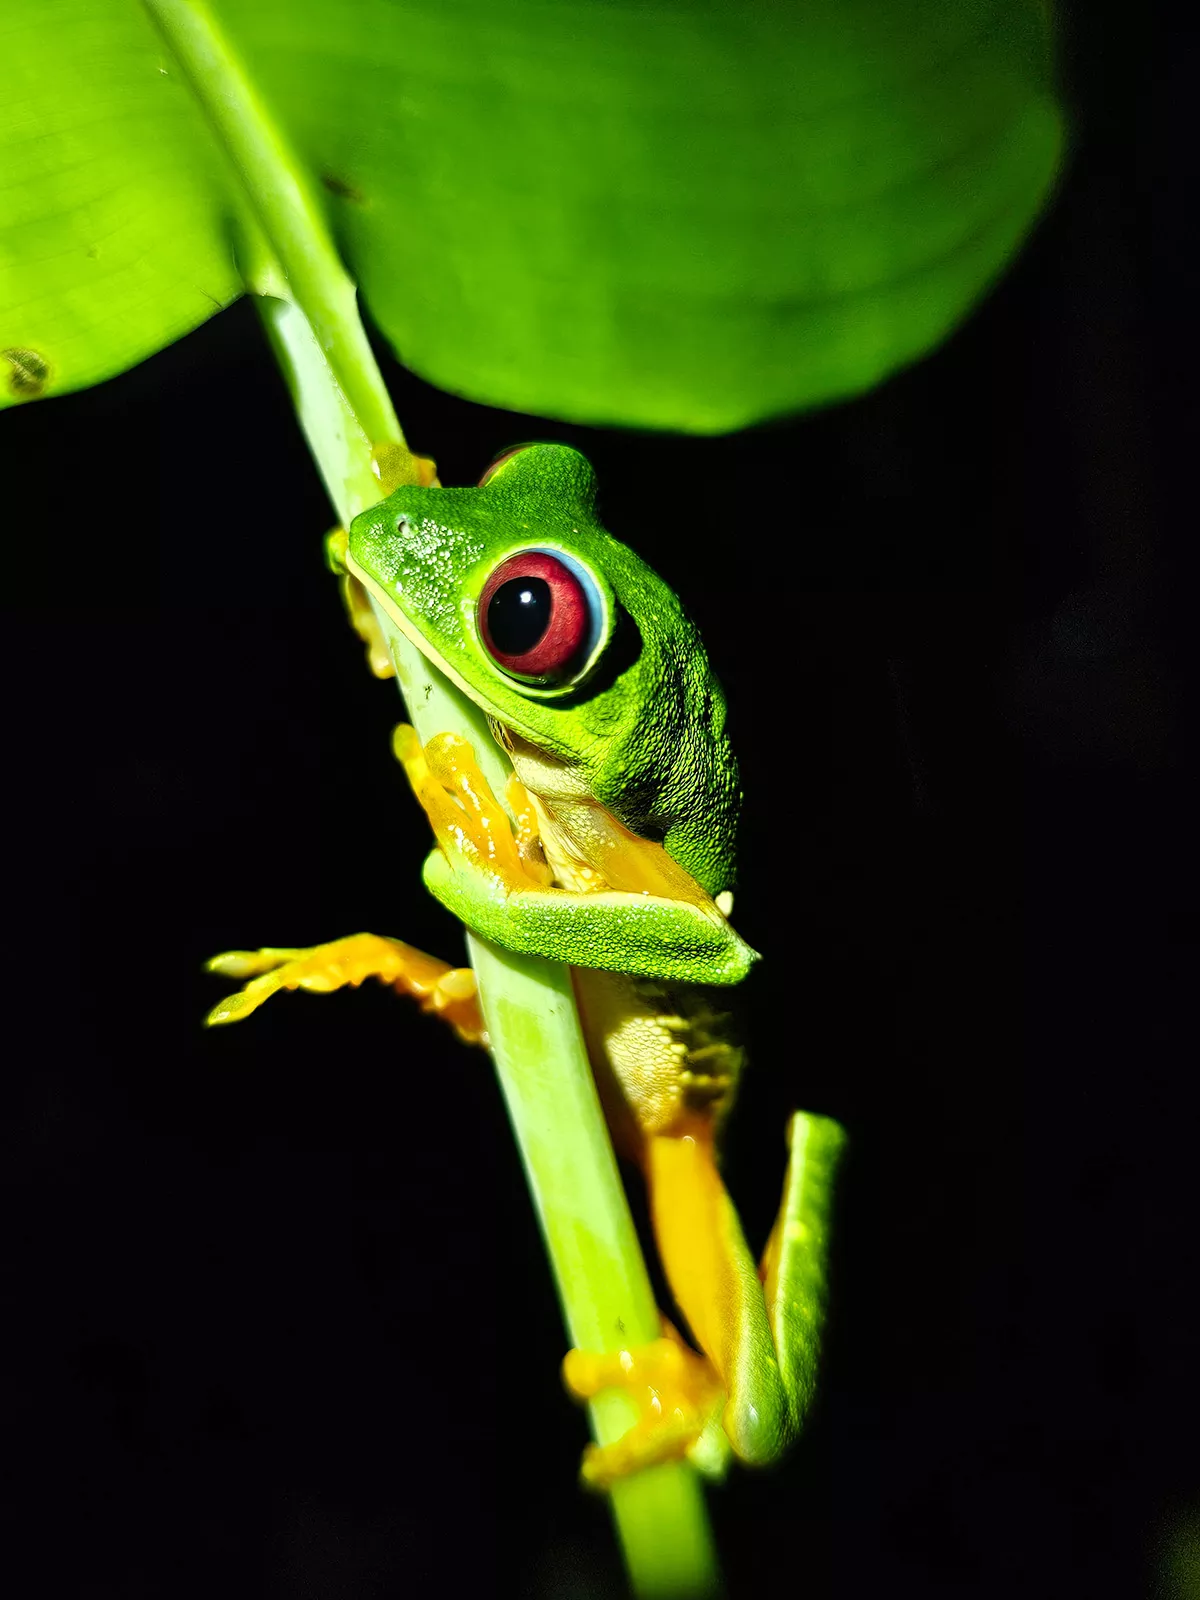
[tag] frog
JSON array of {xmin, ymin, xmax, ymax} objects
[{"xmin": 207, "ymin": 442, "xmax": 844, "ymax": 1489}]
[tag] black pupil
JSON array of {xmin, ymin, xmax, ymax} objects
[{"xmin": 488, "ymin": 576, "xmax": 552, "ymax": 656}]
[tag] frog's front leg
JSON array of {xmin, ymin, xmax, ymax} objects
[
  {"xmin": 203, "ymin": 720, "xmax": 557, "ymax": 1042},
  {"xmin": 206, "ymin": 932, "xmax": 486, "ymax": 1045},
  {"xmin": 393, "ymin": 726, "xmax": 757, "ymax": 987}
]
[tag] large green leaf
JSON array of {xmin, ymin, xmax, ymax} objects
[{"xmin": 1, "ymin": 0, "xmax": 1062, "ymax": 430}]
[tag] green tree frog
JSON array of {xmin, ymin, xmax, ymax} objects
[{"xmin": 209, "ymin": 444, "xmax": 844, "ymax": 1488}]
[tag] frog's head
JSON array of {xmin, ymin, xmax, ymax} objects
[{"xmin": 346, "ymin": 444, "xmax": 740, "ymax": 901}]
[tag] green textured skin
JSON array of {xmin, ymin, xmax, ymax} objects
[{"xmin": 349, "ymin": 444, "xmax": 742, "ymax": 900}]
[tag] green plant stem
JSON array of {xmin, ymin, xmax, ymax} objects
[
  {"xmin": 144, "ymin": 0, "xmax": 397, "ymax": 446},
  {"xmin": 143, "ymin": 1, "xmax": 720, "ymax": 1592}
]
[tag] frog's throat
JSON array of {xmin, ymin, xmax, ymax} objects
[{"xmin": 347, "ymin": 553, "xmax": 729, "ymax": 925}]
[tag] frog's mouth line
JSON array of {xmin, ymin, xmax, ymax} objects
[
  {"xmin": 348, "ymin": 556, "xmax": 729, "ymax": 922},
  {"xmin": 346, "ymin": 552, "xmax": 571, "ymax": 757}
]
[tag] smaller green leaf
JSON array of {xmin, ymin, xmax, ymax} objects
[{"xmin": 0, "ymin": 0, "xmax": 240, "ymax": 411}]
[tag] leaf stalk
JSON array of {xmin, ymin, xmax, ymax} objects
[{"xmin": 142, "ymin": 1, "xmax": 721, "ymax": 1591}]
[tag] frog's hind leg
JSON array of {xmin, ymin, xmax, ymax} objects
[
  {"xmin": 756, "ymin": 1111, "xmax": 847, "ymax": 1431},
  {"xmin": 565, "ymin": 1110, "xmax": 846, "ymax": 1483},
  {"xmin": 641, "ymin": 1123, "xmax": 791, "ymax": 1467},
  {"xmin": 205, "ymin": 932, "xmax": 486, "ymax": 1046},
  {"xmin": 641, "ymin": 1111, "xmax": 845, "ymax": 1466},
  {"xmin": 564, "ymin": 1119, "xmax": 777, "ymax": 1485}
]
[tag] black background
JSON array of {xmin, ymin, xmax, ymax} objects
[{"xmin": 3, "ymin": 9, "xmax": 1196, "ymax": 1597}]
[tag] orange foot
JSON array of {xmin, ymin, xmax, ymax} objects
[
  {"xmin": 205, "ymin": 931, "xmax": 486, "ymax": 1046},
  {"xmin": 562, "ymin": 1324, "xmax": 730, "ymax": 1489},
  {"xmin": 392, "ymin": 723, "xmax": 552, "ymax": 891}
]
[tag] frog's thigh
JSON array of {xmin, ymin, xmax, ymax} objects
[{"xmin": 206, "ymin": 932, "xmax": 485, "ymax": 1043}]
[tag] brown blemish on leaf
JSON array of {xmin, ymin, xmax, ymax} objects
[
  {"xmin": 321, "ymin": 172, "xmax": 364, "ymax": 203},
  {"xmin": 3, "ymin": 347, "xmax": 50, "ymax": 399}
]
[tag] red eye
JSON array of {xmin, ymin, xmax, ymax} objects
[{"xmin": 478, "ymin": 551, "xmax": 594, "ymax": 683}]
